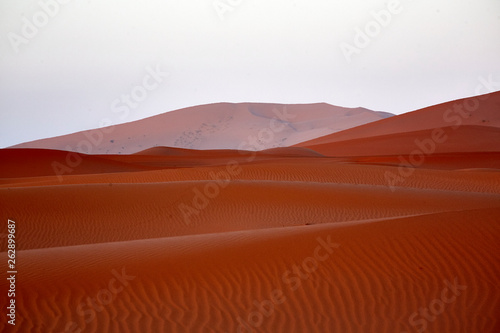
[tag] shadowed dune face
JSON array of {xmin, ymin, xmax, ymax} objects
[
  {"xmin": 299, "ymin": 125, "xmax": 500, "ymax": 157},
  {"xmin": 296, "ymin": 90, "xmax": 500, "ymax": 148},
  {"xmin": 10, "ymin": 102, "xmax": 392, "ymax": 154},
  {"xmin": 1, "ymin": 92, "xmax": 499, "ymax": 332},
  {"xmin": 0, "ymin": 149, "xmax": 151, "ymax": 178}
]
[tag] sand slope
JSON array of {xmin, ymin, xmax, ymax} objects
[
  {"xmin": 1, "ymin": 145, "xmax": 500, "ymax": 332},
  {"xmin": 299, "ymin": 125, "xmax": 500, "ymax": 157},
  {"xmin": 1, "ymin": 92, "xmax": 499, "ymax": 332},
  {"xmin": 1, "ymin": 208, "xmax": 498, "ymax": 332},
  {"xmin": 296, "ymin": 91, "xmax": 500, "ymax": 148},
  {"xmin": 10, "ymin": 103, "xmax": 393, "ymax": 154}
]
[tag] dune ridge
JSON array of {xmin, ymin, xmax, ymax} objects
[
  {"xmin": 10, "ymin": 102, "xmax": 393, "ymax": 154},
  {"xmin": 296, "ymin": 91, "xmax": 500, "ymax": 148}
]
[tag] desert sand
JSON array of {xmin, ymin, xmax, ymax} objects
[
  {"xmin": 1, "ymin": 92, "xmax": 499, "ymax": 332},
  {"xmin": 10, "ymin": 102, "xmax": 393, "ymax": 154}
]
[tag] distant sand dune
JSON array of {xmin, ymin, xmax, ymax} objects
[{"xmin": 10, "ymin": 102, "xmax": 393, "ymax": 154}]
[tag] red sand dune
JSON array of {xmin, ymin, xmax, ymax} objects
[
  {"xmin": 297, "ymin": 125, "xmax": 500, "ymax": 157},
  {"xmin": 10, "ymin": 103, "xmax": 392, "ymax": 154},
  {"xmin": 296, "ymin": 91, "xmax": 500, "ymax": 148},
  {"xmin": 1, "ymin": 92, "xmax": 499, "ymax": 332}
]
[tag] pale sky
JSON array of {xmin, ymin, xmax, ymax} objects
[{"xmin": 1, "ymin": 0, "xmax": 499, "ymax": 148}]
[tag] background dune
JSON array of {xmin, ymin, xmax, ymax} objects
[{"xmin": 10, "ymin": 103, "xmax": 392, "ymax": 154}]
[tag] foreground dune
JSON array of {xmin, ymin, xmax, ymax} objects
[
  {"xmin": 1, "ymin": 208, "xmax": 498, "ymax": 332},
  {"xmin": 1, "ymin": 150, "xmax": 500, "ymax": 252},
  {"xmin": 1, "ymin": 145, "xmax": 499, "ymax": 332},
  {"xmin": 1, "ymin": 92, "xmax": 499, "ymax": 332}
]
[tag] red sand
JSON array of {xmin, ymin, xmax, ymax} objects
[
  {"xmin": 296, "ymin": 91, "xmax": 500, "ymax": 148},
  {"xmin": 1, "ymin": 92, "xmax": 499, "ymax": 332}
]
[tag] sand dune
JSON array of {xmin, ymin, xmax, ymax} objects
[
  {"xmin": 0, "ymin": 148, "xmax": 151, "ymax": 178},
  {"xmin": 1, "ymin": 92, "xmax": 499, "ymax": 332},
  {"xmin": 10, "ymin": 103, "xmax": 393, "ymax": 154},
  {"xmin": 1, "ymin": 208, "xmax": 498, "ymax": 332},
  {"xmin": 299, "ymin": 125, "xmax": 500, "ymax": 157},
  {"xmin": 296, "ymin": 91, "xmax": 500, "ymax": 148},
  {"xmin": 2, "ymin": 179, "xmax": 500, "ymax": 251},
  {"xmin": 348, "ymin": 152, "xmax": 500, "ymax": 170}
]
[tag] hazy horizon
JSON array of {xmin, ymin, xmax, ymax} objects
[
  {"xmin": 1, "ymin": 0, "xmax": 499, "ymax": 148},
  {"xmin": 2, "ymin": 94, "xmax": 495, "ymax": 148}
]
